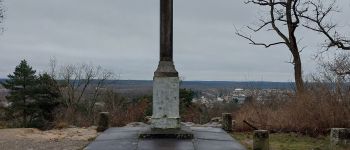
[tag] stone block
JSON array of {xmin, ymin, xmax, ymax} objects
[
  {"xmin": 232, "ymin": 120, "xmax": 236, "ymax": 130},
  {"xmin": 253, "ymin": 130, "xmax": 269, "ymax": 150},
  {"xmin": 151, "ymin": 76, "xmax": 180, "ymax": 129},
  {"xmin": 97, "ymin": 112, "xmax": 109, "ymax": 132},
  {"xmin": 330, "ymin": 128, "xmax": 350, "ymax": 149},
  {"xmin": 222, "ymin": 113, "xmax": 232, "ymax": 131}
]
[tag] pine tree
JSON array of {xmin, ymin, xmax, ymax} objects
[
  {"xmin": 33, "ymin": 73, "xmax": 61, "ymax": 128},
  {"xmin": 2, "ymin": 60, "xmax": 62, "ymax": 128},
  {"xmin": 179, "ymin": 88, "xmax": 195, "ymax": 115},
  {"xmin": 2, "ymin": 60, "xmax": 37, "ymax": 127}
]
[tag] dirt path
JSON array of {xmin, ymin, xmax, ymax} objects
[{"xmin": 0, "ymin": 127, "xmax": 98, "ymax": 150}]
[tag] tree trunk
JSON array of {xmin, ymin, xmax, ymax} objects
[
  {"xmin": 292, "ymin": 50, "xmax": 304, "ymax": 94},
  {"xmin": 23, "ymin": 98, "xmax": 27, "ymax": 127},
  {"xmin": 286, "ymin": 0, "xmax": 304, "ymax": 95}
]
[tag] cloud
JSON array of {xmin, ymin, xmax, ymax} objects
[{"xmin": 0, "ymin": 0, "xmax": 349, "ymax": 81}]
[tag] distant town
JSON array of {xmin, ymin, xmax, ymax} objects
[
  {"xmin": 0, "ymin": 79, "xmax": 293, "ymax": 108},
  {"xmin": 192, "ymin": 88, "xmax": 292, "ymax": 106},
  {"xmin": 0, "ymin": 79, "xmax": 293, "ymax": 107}
]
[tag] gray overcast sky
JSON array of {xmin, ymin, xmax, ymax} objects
[{"xmin": 0, "ymin": 0, "xmax": 349, "ymax": 81}]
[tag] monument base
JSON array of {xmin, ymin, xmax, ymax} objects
[
  {"xmin": 139, "ymin": 126, "xmax": 194, "ymax": 139},
  {"xmin": 151, "ymin": 117, "xmax": 180, "ymax": 129},
  {"xmin": 152, "ymin": 75, "xmax": 180, "ymax": 129}
]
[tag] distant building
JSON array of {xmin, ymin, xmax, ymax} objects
[
  {"xmin": 232, "ymin": 94, "xmax": 246, "ymax": 104},
  {"xmin": 234, "ymin": 88, "xmax": 244, "ymax": 91},
  {"xmin": 217, "ymin": 97, "xmax": 224, "ymax": 102}
]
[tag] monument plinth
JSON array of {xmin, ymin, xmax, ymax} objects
[{"xmin": 152, "ymin": 61, "xmax": 180, "ymax": 129}]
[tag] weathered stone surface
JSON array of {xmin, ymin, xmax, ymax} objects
[
  {"xmin": 253, "ymin": 130, "xmax": 269, "ymax": 150},
  {"xmin": 222, "ymin": 113, "xmax": 232, "ymax": 131},
  {"xmin": 151, "ymin": 76, "xmax": 180, "ymax": 129},
  {"xmin": 144, "ymin": 116, "xmax": 152, "ymax": 124},
  {"xmin": 181, "ymin": 122, "xmax": 222, "ymax": 128},
  {"xmin": 232, "ymin": 120, "xmax": 236, "ymax": 130},
  {"xmin": 85, "ymin": 126, "xmax": 246, "ymax": 150},
  {"xmin": 191, "ymin": 127, "xmax": 223, "ymax": 133},
  {"xmin": 154, "ymin": 61, "xmax": 178, "ymax": 77},
  {"xmin": 125, "ymin": 122, "xmax": 149, "ymax": 127},
  {"xmin": 139, "ymin": 139, "xmax": 194, "ymax": 150},
  {"xmin": 104, "ymin": 127, "xmax": 143, "ymax": 133},
  {"xmin": 330, "ymin": 128, "xmax": 350, "ymax": 149},
  {"xmin": 95, "ymin": 131, "xmax": 139, "ymax": 141},
  {"xmin": 203, "ymin": 122, "xmax": 222, "ymax": 128},
  {"xmin": 193, "ymin": 130, "xmax": 233, "ymax": 141},
  {"xmin": 84, "ymin": 139, "xmax": 138, "ymax": 150},
  {"xmin": 196, "ymin": 139, "xmax": 246, "ymax": 150},
  {"xmin": 96, "ymin": 112, "xmax": 109, "ymax": 132}
]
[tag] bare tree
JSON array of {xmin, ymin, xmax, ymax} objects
[
  {"xmin": 0, "ymin": 0, "xmax": 4, "ymax": 33},
  {"xmin": 236, "ymin": 0, "xmax": 349, "ymax": 94},
  {"xmin": 48, "ymin": 59, "xmax": 114, "ymax": 120},
  {"xmin": 48, "ymin": 57, "xmax": 58, "ymax": 79},
  {"xmin": 321, "ymin": 53, "xmax": 350, "ymax": 80},
  {"xmin": 309, "ymin": 53, "xmax": 350, "ymax": 100},
  {"xmin": 299, "ymin": 0, "xmax": 350, "ymax": 51},
  {"xmin": 57, "ymin": 63, "xmax": 113, "ymax": 113}
]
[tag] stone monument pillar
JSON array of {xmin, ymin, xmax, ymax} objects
[{"xmin": 151, "ymin": 0, "xmax": 180, "ymax": 129}]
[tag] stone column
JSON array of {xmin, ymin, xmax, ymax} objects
[
  {"xmin": 253, "ymin": 130, "xmax": 269, "ymax": 150},
  {"xmin": 222, "ymin": 113, "xmax": 232, "ymax": 131},
  {"xmin": 151, "ymin": 0, "xmax": 180, "ymax": 129},
  {"xmin": 330, "ymin": 128, "xmax": 350, "ymax": 149},
  {"xmin": 160, "ymin": 0, "xmax": 173, "ymax": 62}
]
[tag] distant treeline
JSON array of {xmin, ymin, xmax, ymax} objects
[{"xmin": 0, "ymin": 79, "xmax": 296, "ymax": 90}]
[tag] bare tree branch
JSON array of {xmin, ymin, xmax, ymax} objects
[
  {"xmin": 236, "ymin": 0, "xmax": 350, "ymax": 94},
  {"xmin": 236, "ymin": 31, "xmax": 285, "ymax": 48},
  {"xmin": 298, "ymin": 0, "xmax": 350, "ymax": 50},
  {"xmin": 0, "ymin": 0, "xmax": 4, "ymax": 33}
]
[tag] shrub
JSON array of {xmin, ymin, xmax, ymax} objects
[{"xmin": 234, "ymin": 84, "xmax": 350, "ymax": 136}]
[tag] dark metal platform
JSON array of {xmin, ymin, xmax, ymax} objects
[{"xmin": 84, "ymin": 126, "xmax": 246, "ymax": 150}]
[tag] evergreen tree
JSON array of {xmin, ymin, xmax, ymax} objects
[
  {"xmin": 2, "ymin": 60, "xmax": 61, "ymax": 129},
  {"xmin": 33, "ymin": 73, "xmax": 61, "ymax": 128},
  {"xmin": 179, "ymin": 88, "xmax": 195, "ymax": 115},
  {"xmin": 2, "ymin": 60, "xmax": 37, "ymax": 127},
  {"xmin": 180, "ymin": 88, "xmax": 194, "ymax": 108}
]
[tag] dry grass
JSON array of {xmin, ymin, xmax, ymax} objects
[
  {"xmin": 232, "ymin": 132, "xmax": 349, "ymax": 150},
  {"xmin": 234, "ymin": 83, "xmax": 350, "ymax": 136}
]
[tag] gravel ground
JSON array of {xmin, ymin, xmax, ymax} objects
[
  {"xmin": 0, "ymin": 127, "xmax": 98, "ymax": 150},
  {"xmin": 0, "ymin": 139, "xmax": 90, "ymax": 150},
  {"xmin": 0, "ymin": 122, "xmax": 222, "ymax": 150}
]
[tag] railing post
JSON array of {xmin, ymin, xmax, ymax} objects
[
  {"xmin": 330, "ymin": 128, "xmax": 350, "ymax": 149},
  {"xmin": 253, "ymin": 130, "xmax": 269, "ymax": 150},
  {"xmin": 222, "ymin": 113, "xmax": 232, "ymax": 132},
  {"xmin": 97, "ymin": 112, "xmax": 110, "ymax": 132}
]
